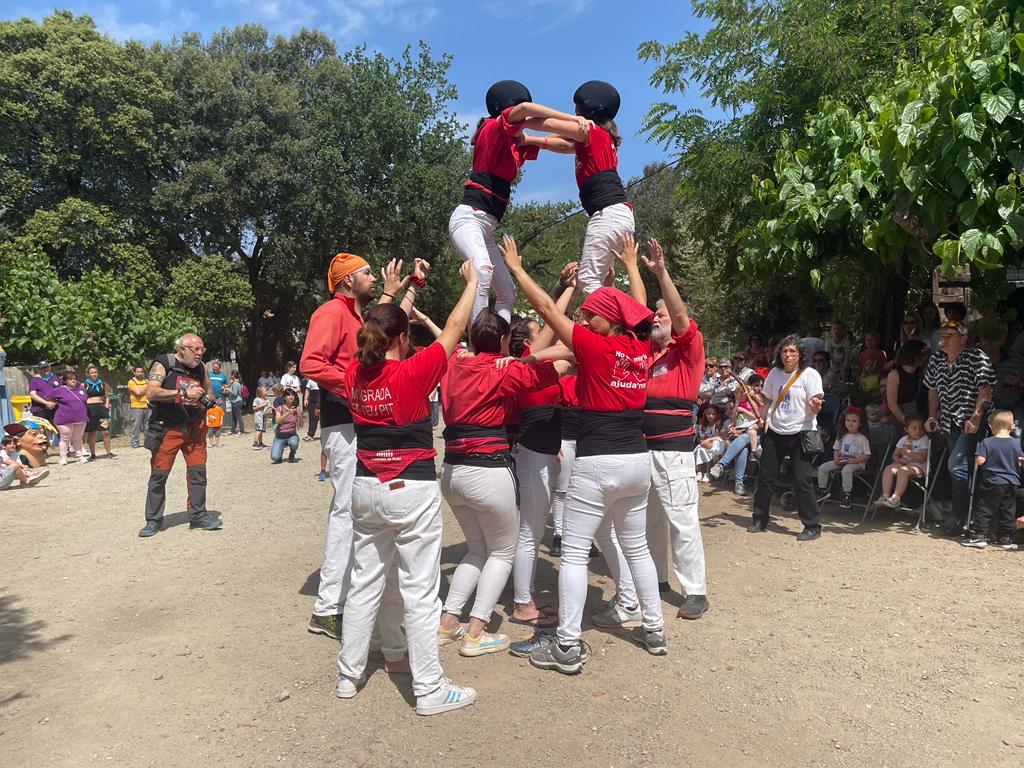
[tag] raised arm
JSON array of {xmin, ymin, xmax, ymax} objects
[
  {"xmin": 379, "ymin": 259, "xmax": 407, "ymax": 308},
  {"xmin": 521, "ymin": 116, "xmax": 590, "ymax": 144},
  {"xmin": 532, "ymin": 266, "xmax": 577, "ymax": 352},
  {"xmin": 399, "ymin": 258, "xmax": 430, "ymax": 316},
  {"xmin": 500, "ymin": 235, "xmax": 576, "ymax": 351},
  {"xmin": 507, "ymin": 102, "xmax": 587, "ymax": 126},
  {"xmin": 411, "ymin": 307, "xmax": 443, "ymax": 339},
  {"xmin": 436, "ymin": 261, "xmax": 479, "ymax": 355},
  {"xmin": 616, "ymin": 234, "xmax": 647, "ymax": 306},
  {"xmin": 642, "ymin": 238, "xmax": 689, "ymax": 336}
]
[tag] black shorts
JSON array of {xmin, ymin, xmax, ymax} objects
[{"xmin": 86, "ymin": 403, "xmax": 110, "ymax": 433}]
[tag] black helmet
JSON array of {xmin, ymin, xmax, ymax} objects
[
  {"xmin": 573, "ymin": 80, "xmax": 620, "ymax": 122},
  {"xmin": 485, "ymin": 80, "xmax": 532, "ymax": 118}
]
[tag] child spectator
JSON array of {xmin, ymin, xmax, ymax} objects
[
  {"xmin": 251, "ymin": 386, "xmax": 271, "ymax": 450},
  {"xmin": 962, "ymin": 410, "xmax": 1023, "ymax": 550},
  {"xmin": 1, "ymin": 436, "xmax": 48, "ymax": 489},
  {"xmin": 206, "ymin": 402, "xmax": 225, "ymax": 448},
  {"xmin": 826, "ymin": 320, "xmax": 852, "ymax": 384},
  {"xmin": 816, "ymin": 408, "xmax": 870, "ymax": 508},
  {"xmin": 856, "ymin": 354, "xmax": 883, "ymax": 402},
  {"xmin": 874, "ymin": 415, "xmax": 929, "ymax": 508},
  {"xmin": 856, "ymin": 330, "xmax": 887, "ymax": 369},
  {"xmin": 693, "ymin": 404, "xmax": 727, "ymax": 482}
]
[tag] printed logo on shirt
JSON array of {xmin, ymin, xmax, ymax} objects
[
  {"xmin": 610, "ymin": 350, "xmax": 650, "ymax": 391},
  {"xmin": 351, "ymin": 385, "xmax": 395, "ymax": 418},
  {"xmin": 651, "ymin": 361, "xmax": 668, "ymax": 378}
]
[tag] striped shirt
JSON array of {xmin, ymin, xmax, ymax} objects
[{"xmin": 922, "ymin": 346, "xmax": 995, "ymax": 432}]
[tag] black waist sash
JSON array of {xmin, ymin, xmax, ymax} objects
[
  {"xmin": 355, "ymin": 419, "xmax": 436, "ymax": 480},
  {"xmin": 518, "ymin": 405, "xmax": 562, "ymax": 455},
  {"xmin": 443, "ymin": 423, "xmax": 512, "ymax": 467},
  {"xmin": 462, "ymin": 171, "xmax": 513, "ymax": 221},
  {"xmin": 579, "ymin": 170, "xmax": 628, "ymax": 216},
  {"xmin": 643, "ymin": 396, "xmax": 697, "ymax": 451},
  {"xmin": 577, "ymin": 409, "xmax": 647, "ymax": 457}
]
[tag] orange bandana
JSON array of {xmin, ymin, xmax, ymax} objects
[{"xmin": 327, "ymin": 252, "xmax": 370, "ymax": 294}]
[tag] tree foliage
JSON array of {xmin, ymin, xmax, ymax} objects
[
  {"xmin": 165, "ymin": 257, "xmax": 255, "ymax": 345},
  {"xmin": 747, "ymin": 0, "xmax": 1024, "ymax": 314}
]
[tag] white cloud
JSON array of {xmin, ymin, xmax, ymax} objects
[{"xmin": 94, "ymin": 4, "xmax": 195, "ymax": 42}]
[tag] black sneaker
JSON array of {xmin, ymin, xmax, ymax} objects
[
  {"xmin": 960, "ymin": 534, "xmax": 988, "ymax": 549},
  {"xmin": 677, "ymin": 594, "xmax": 710, "ymax": 620},
  {"xmin": 588, "ymin": 543, "xmax": 600, "ymax": 558},
  {"xmin": 746, "ymin": 523, "xmax": 767, "ymax": 533},
  {"xmin": 189, "ymin": 515, "xmax": 223, "ymax": 531},
  {"xmin": 796, "ymin": 528, "xmax": 821, "ymax": 542},
  {"xmin": 549, "ymin": 534, "xmax": 562, "ymax": 558},
  {"xmin": 839, "ymin": 492, "xmax": 852, "ymax": 509},
  {"xmin": 993, "ymin": 537, "xmax": 1016, "ymax": 551},
  {"xmin": 658, "ymin": 581, "xmax": 671, "ymax": 594},
  {"xmin": 138, "ymin": 519, "xmax": 162, "ymax": 538}
]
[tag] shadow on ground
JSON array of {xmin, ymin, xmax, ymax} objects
[{"xmin": 0, "ymin": 594, "xmax": 71, "ymax": 666}]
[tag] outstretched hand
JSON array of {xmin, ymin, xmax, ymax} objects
[
  {"xmin": 382, "ymin": 259, "xmax": 408, "ymax": 296},
  {"xmin": 642, "ymin": 238, "xmax": 666, "ymax": 275},
  {"xmin": 560, "ymin": 261, "xmax": 579, "ymax": 285},
  {"xmin": 614, "ymin": 233, "xmax": 639, "ymax": 270},
  {"xmin": 413, "ymin": 258, "xmax": 431, "ymax": 281},
  {"xmin": 459, "ymin": 259, "xmax": 477, "ymax": 285},
  {"xmin": 499, "ymin": 234, "xmax": 522, "ymax": 272}
]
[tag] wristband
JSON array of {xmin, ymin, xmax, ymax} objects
[
  {"xmin": 381, "ymin": 292, "xmax": 395, "ymax": 300},
  {"xmin": 410, "ymin": 275, "xmax": 426, "ymax": 289}
]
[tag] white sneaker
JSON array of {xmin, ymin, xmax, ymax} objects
[
  {"xmin": 709, "ymin": 464, "xmax": 724, "ymax": 480},
  {"xmin": 592, "ymin": 600, "xmax": 642, "ymax": 628},
  {"xmin": 26, "ymin": 468, "xmax": 49, "ymax": 486},
  {"xmin": 882, "ymin": 495, "xmax": 901, "ymax": 508},
  {"xmin": 415, "ymin": 678, "xmax": 477, "ymax": 716},
  {"xmin": 78, "ymin": 456, "xmax": 89, "ymax": 465},
  {"xmin": 335, "ymin": 674, "xmax": 362, "ymax": 699},
  {"xmin": 58, "ymin": 457, "xmax": 68, "ymax": 466}
]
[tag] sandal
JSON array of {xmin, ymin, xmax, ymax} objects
[{"xmin": 508, "ymin": 610, "xmax": 558, "ymax": 628}]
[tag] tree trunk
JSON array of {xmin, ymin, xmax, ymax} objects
[{"xmin": 872, "ymin": 257, "xmax": 911, "ymax": 350}]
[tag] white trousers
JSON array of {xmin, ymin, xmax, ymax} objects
[
  {"xmin": 694, "ymin": 439, "xmax": 726, "ymax": 466},
  {"xmin": 577, "ymin": 203, "xmax": 635, "ymax": 296},
  {"xmin": 646, "ymin": 451, "xmax": 707, "ymax": 595},
  {"xmin": 512, "ymin": 446, "xmax": 559, "ymax": 604},
  {"xmin": 339, "ymin": 478, "xmax": 444, "ymax": 698},
  {"xmin": 314, "ymin": 423, "xmax": 356, "ymax": 616},
  {"xmin": 448, "ymin": 204, "xmax": 515, "ymax": 322},
  {"xmin": 817, "ymin": 461, "xmax": 866, "ymax": 493},
  {"xmin": 557, "ymin": 453, "xmax": 662, "ymax": 645},
  {"xmin": 441, "ymin": 463, "xmax": 519, "ymax": 622},
  {"xmin": 551, "ymin": 439, "xmax": 576, "ymax": 536}
]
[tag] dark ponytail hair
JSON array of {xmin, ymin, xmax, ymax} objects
[
  {"xmin": 601, "ymin": 119, "xmax": 621, "ymax": 148},
  {"xmin": 470, "ymin": 117, "xmax": 488, "ymax": 146},
  {"xmin": 469, "ymin": 308, "xmax": 510, "ymax": 354},
  {"xmin": 509, "ymin": 318, "xmax": 534, "ymax": 358},
  {"xmin": 357, "ymin": 303, "xmax": 409, "ymax": 367}
]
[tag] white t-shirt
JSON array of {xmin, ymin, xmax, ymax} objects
[
  {"xmin": 834, "ymin": 432, "xmax": 870, "ymax": 463},
  {"xmin": 763, "ymin": 366, "xmax": 824, "ymax": 435},
  {"xmin": 896, "ymin": 434, "xmax": 930, "ymax": 470},
  {"xmin": 281, "ymin": 373, "xmax": 301, "ymax": 390},
  {"xmin": 305, "ymin": 379, "xmax": 319, "ymax": 391}
]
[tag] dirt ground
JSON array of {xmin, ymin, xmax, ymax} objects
[{"xmin": 1, "ymin": 429, "xmax": 1022, "ymax": 768}]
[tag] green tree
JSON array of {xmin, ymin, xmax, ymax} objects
[
  {"xmin": 166, "ymin": 256, "xmax": 255, "ymax": 349},
  {"xmin": 747, "ymin": 0, "xmax": 1024, "ymax": 339}
]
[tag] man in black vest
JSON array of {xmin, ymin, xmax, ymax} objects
[{"xmin": 139, "ymin": 332, "xmax": 222, "ymax": 538}]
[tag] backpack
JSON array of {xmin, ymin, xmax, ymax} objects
[{"xmin": 240, "ymin": 384, "xmax": 250, "ymax": 401}]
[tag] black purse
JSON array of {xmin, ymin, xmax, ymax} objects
[
  {"xmin": 143, "ymin": 418, "xmax": 168, "ymax": 452},
  {"xmin": 800, "ymin": 429, "xmax": 824, "ymax": 455}
]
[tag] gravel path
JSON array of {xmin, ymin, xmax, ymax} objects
[{"xmin": 1, "ymin": 432, "xmax": 1022, "ymax": 767}]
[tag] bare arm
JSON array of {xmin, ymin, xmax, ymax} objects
[
  {"xmin": 532, "ymin": 271, "xmax": 577, "ymax": 352},
  {"xmin": 146, "ymin": 361, "xmax": 202, "ymax": 404},
  {"xmin": 507, "ymin": 101, "xmax": 586, "ymax": 125},
  {"xmin": 435, "ymin": 262, "xmax": 479, "ymax": 355},
  {"xmin": 615, "ymin": 234, "xmax": 647, "ymax": 305},
  {"xmin": 885, "ymin": 369, "xmax": 904, "ymax": 423},
  {"xmin": 378, "ymin": 259, "xmax": 407, "ymax": 307},
  {"xmin": 522, "ymin": 342, "xmax": 575, "ymax": 363},
  {"xmin": 642, "ymin": 238, "xmax": 690, "ymax": 335},
  {"xmin": 517, "ymin": 133, "xmax": 577, "ymax": 154},
  {"xmin": 521, "ymin": 116, "xmax": 590, "ymax": 143},
  {"xmin": 411, "ymin": 307, "xmax": 443, "ymax": 339},
  {"xmin": 500, "ymin": 235, "xmax": 576, "ymax": 351},
  {"xmin": 399, "ymin": 258, "xmax": 430, "ymax": 316}
]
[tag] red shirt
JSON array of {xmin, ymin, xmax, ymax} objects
[
  {"xmin": 574, "ymin": 125, "xmax": 619, "ymax": 188},
  {"xmin": 442, "ymin": 352, "xmax": 558, "ymax": 427},
  {"xmin": 572, "ymin": 325, "xmax": 650, "ymax": 412},
  {"xmin": 464, "ymin": 107, "xmax": 540, "ymax": 193},
  {"xmin": 300, "ymin": 293, "xmax": 361, "ymax": 400},
  {"xmin": 646, "ymin": 321, "xmax": 705, "ymax": 401},
  {"xmin": 559, "ymin": 375, "xmax": 579, "ymax": 407},
  {"xmin": 346, "ymin": 342, "xmax": 447, "ymax": 427}
]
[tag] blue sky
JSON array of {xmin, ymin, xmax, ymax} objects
[{"xmin": 9, "ymin": 1, "xmax": 711, "ymax": 205}]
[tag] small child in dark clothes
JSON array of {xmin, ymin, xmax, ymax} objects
[{"xmin": 963, "ymin": 409, "xmax": 1024, "ymax": 550}]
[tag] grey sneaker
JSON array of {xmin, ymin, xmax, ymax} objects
[
  {"xmin": 415, "ymin": 678, "xmax": 477, "ymax": 716},
  {"xmin": 591, "ymin": 600, "xmax": 642, "ymax": 628},
  {"xmin": 709, "ymin": 463, "xmax": 725, "ymax": 480},
  {"xmin": 308, "ymin": 613, "xmax": 342, "ymax": 640},
  {"xmin": 677, "ymin": 594, "xmax": 710, "ymax": 620},
  {"xmin": 631, "ymin": 627, "xmax": 668, "ymax": 656},
  {"xmin": 528, "ymin": 633, "xmax": 584, "ymax": 675},
  {"xmin": 511, "ymin": 630, "xmax": 591, "ymax": 663}
]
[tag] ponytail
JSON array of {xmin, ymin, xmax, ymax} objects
[
  {"xmin": 601, "ymin": 119, "xmax": 621, "ymax": 148},
  {"xmin": 469, "ymin": 308, "xmax": 510, "ymax": 354},
  {"xmin": 357, "ymin": 303, "xmax": 409, "ymax": 367},
  {"xmin": 470, "ymin": 117, "xmax": 488, "ymax": 147}
]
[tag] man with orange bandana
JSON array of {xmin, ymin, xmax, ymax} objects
[{"xmin": 301, "ymin": 251, "xmax": 426, "ymax": 643}]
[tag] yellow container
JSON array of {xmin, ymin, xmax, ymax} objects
[{"xmin": 11, "ymin": 395, "xmax": 31, "ymax": 421}]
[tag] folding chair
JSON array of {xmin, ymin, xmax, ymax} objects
[{"xmin": 818, "ymin": 427, "xmax": 889, "ymax": 516}]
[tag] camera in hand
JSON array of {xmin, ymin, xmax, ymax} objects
[{"xmin": 197, "ymin": 394, "xmax": 217, "ymax": 410}]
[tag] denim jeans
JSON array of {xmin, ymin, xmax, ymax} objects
[
  {"xmin": 271, "ymin": 433, "xmax": 299, "ymax": 462},
  {"xmin": 947, "ymin": 426, "xmax": 981, "ymax": 524},
  {"xmin": 719, "ymin": 433, "xmax": 751, "ymax": 490}
]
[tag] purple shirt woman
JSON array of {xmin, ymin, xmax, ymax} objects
[{"xmin": 50, "ymin": 371, "xmax": 88, "ymax": 464}]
